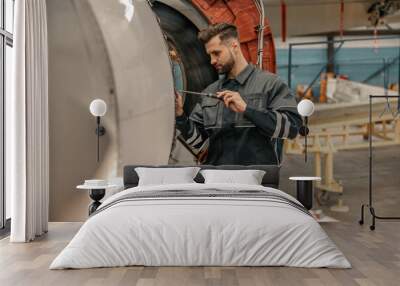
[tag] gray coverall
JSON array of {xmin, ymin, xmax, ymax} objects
[{"xmin": 176, "ymin": 64, "xmax": 302, "ymax": 165}]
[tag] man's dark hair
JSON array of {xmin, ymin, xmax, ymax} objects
[{"xmin": 198, "ymin": 23, "xmax": 239, "ymax": 44}]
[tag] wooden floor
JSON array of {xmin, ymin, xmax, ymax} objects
[{"xmin": 1, "ymin": 146, "xmax": 399, "ymax": 286}]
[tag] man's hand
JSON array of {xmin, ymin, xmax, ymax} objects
[
  {"xmin": 217, "ymin": 90, "xmax": 247, "ymax": 113},
  {"xmin": 175, "ymin": 91, "xmax": 184, "ymax": 117}
]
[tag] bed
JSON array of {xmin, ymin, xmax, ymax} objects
[{"xmin": 50, "ymin": 165, "xmax": 350, "ymax": 269}]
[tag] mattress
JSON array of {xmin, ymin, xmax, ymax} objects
[{"xmin": 50, "ymin": 183, "xmax": 350, "ymax": 269}]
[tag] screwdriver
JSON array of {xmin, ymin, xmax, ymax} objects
[{"xmin": 177, "ymin": 89, "xmax": 224, "ymax": 101}]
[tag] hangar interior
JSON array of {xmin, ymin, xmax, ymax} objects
[{"xmin": 0, "ymin": 0, "xmax": 400, "ymax": 285}]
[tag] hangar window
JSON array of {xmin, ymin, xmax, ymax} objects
[{"xmin": 0, "ymin": 0, "xmax": 14, "ymax": 233}]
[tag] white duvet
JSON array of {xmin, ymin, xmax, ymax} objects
[{"xmin": 50, "ymin": 183, "xmax": 351, "ymax": 269}]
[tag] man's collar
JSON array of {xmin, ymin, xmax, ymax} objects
[
  {"xmin": 236, "ymin": 63, "xmax": 254, "ymax": 85},
  {"xmin": 222, "ymin": 64, "xmax": 254, "ymax": 85}
]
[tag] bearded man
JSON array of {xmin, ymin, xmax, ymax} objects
[{"xmin": 175, "ymin": 23, "xmax": 301, "ymax": 165}]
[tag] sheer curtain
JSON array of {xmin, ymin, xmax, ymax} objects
[{"xmin": 8, "ymin": 0, "xmax": 49, "ymax": 242}]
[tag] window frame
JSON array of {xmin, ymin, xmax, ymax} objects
[{"xmin": 0, "ymin": 0, "xmax": 13, "ymax": 231}]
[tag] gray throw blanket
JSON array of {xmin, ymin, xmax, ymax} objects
[{"xmin": 91, "ymin": 189, "xmax": 311, "ymax": 218}]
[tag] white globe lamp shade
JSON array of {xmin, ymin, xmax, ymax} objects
[
  {"xmin": 297, "ymin": 99, "xmax": 315, "ymax": 117},
  {"xmin": 89, "ymin": 99, "xmax": 107, "ymax": 117}
]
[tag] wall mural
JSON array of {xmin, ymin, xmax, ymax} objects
[{"xmin": 47, "ymin": 0, "xmax": 293, "ymax": 221}]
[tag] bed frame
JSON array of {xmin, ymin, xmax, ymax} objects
[{"xmin": 123, "ymin": 165, "xmax": 280, "ymax": 189}]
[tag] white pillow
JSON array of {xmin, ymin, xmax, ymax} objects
[
  {"xmin": 200, "ymin": 169, "xmax": 266, "ymax": 185},
  {"xmin": 135, "ymin": 167, "xmax": 201, "ymax": 186}
]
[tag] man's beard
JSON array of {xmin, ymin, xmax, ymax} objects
[{"xmin": 218, "ymin": 52, "xmax": 235, "ymax": 74}]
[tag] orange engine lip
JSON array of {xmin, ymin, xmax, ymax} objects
[{"xmin": 190, "ymin": 0, "xmax": 276, "ymax": 74}]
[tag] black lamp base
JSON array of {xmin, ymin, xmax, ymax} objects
[
  {"xmin": 296, "ymin": 180, "xmax": 313, "ymax": 210},
  {"xmin": 299, "ymin": 126, "xmax": 309, "ymax": 136},
  {"xmin": 96, "ymin": 126, "xmax": 106, "ymax": 136},
  {"xmin": 88, "ymin": 189, "xmax": 105, "ymax": 215}
]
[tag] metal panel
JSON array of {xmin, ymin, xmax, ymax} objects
[
  {"xmin": 47, "ymin": 0, "xmax": 118, "ymax": 221},
  {"xmin": 47, "ymin": 0, "xmax": 175, "ymax": 221},
  {"xmin": 88, "ymin": 0, "xmax": 175, "ymax": 168}
]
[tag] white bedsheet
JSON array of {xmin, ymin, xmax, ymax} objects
[{"xmin": 50, "ymin": 183, "xmax": 351, "ymax": 269}]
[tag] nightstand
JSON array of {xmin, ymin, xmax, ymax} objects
[
  {"xmin": 77, "ymin": 184, "xmax": 118, "ymax": 215},
  {"xmin": 289, "ymin": 176, "xmax": 321, "ymax": 210}
]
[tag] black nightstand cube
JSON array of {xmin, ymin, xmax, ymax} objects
[{"xmin": 289, "ymin": 177, "xmax": 321, "ymax": 210}]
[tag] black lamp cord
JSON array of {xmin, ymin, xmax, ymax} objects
[
  {"xmin": 97, "ymin": 116, "xmax": 100, "ymax": 162},
  {"xmin": 304, "ymin": 116, "xmax": 308, "ymax": 163}
]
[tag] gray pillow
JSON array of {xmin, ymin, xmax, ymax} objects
[
  {"xmin": 200, "ymin": 169, "xmax": 266, "ymax": 185},
  {"xmin": 135, "ymin": 167, "xmax": 201, "ymax": 186}
]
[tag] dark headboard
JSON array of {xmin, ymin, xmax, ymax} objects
[{"xmin": 123, "ymin": 165, "xmax": 280, "ymax": 189}]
